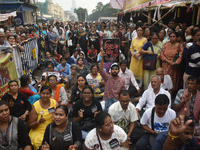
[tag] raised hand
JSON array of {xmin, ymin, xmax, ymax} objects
[
  {"xmin": 78, "ymin": 109, "xmax": 83, "ymax": 118},
  {"xmin": 169, "ymin": 108, "xmax": 193, "ymax": 136}
]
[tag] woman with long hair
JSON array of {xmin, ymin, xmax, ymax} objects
[
  {"xmin": 71, "ymin": 74, "xmax": 88, "ymax": 104},
  {"xmin": 40, "ymin": 105, "xmax": 82, "ymax": 150},
  {"xmin": 29, "ymin": 85, "xmax": 58, "ymax": 150},
  {"xmin": 73, "ymin": 85, "xmax": 102, "ymax": 139},
  {"xmin": 129, "ymin": 26, "xmax": 147, "ymax": 85},
  {"xmin": 160, "ymin": 32, "xmax": 184, "ymax": 91},
  {"xmin": 85, "ymin": 111, "xmax": 129, "ymax": 150}
]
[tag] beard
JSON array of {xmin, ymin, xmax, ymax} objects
[{"xmin": 111, "ymin": 72, "xmax": 118, "ymax": 77}]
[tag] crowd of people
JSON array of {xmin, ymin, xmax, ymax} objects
[{"xmin": 0, "ymin": 18, "xmax": 200, "ymax": 150}]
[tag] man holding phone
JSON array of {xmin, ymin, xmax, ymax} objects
[{"xmin": 174, "ymin": 76, "xmax": 200, "ymax": 123}]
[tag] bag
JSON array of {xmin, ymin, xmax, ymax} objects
[
  {"xmin": 149, "ymin": 107, "xmax": 156, "ymax": 146},
  {"xmin": 143, "ymin": 45, "xmax": 157, "ymax": 70},
  {"xmin": 79, "ymin": 117, "xmax": 95, "ymax": 131},
  {"xmin": 68, "ymin": 39, "xmax": 72, "ymax": 46},
  {"xmin": 172, "ymin": 44, "xmax": 181, "ymax": 68}
]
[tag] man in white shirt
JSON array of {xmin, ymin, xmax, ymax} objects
[
  {"xmin": 135, "ymin": 94, "xmax": 176, "ymax": 150},
  {"xmin": 136, "ymin": 75, "xmax": 171, "ymax": 116},
  {"xmin": 118, "ymin": 60, "xmax": 140, "ymax": 94},
  {"xmin": 53, "ymin": 22, "xmax": 65, "ymax": 36},
  {"xmin": 108, "ymin": 90, "xmax": 138, "ymax": 139},
  {"xmin": 148, "ymin": 67, "xmax": 173, "ymax": 95}
]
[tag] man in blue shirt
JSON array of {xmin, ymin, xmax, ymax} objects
[{"xmin": 55, "ymin": 57, "xmax": 71, "ymax": 77}]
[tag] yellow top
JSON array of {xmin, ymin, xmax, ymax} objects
[{"xmin": 29, "ymin": 98, "xmax": 57, "ymax": 150}]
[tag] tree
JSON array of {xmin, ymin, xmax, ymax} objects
[
  {"xmin": 87, "ymin": 3, "xmax": 120, "ymax": 21},
  {"xmin": 96, "ymin": 2, "xmax": 103, "ymax": 12},
  {"xmin": 75, "ymin": 7, "xmax": 88, "ymax": 22}
]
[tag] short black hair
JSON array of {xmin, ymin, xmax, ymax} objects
[
  {"xmin": 90, "ymin": 64, "xmax": 99, "ymax": 70},
  {"xmin": 47, "ymin": 75, "xmax": 57, "ymax": 81},
  {"xmin": 118, "ymin": 90, "xmax": 129, "ymax": 98},
  {"xmin": 45, "ymin": 61, "xmax": 54, "ymax": 68},
  {"xmin": 56, "ymin": 105, "xmax": 68, "ymax": 116},
  {"xmin": 95, "ymin": 111, "xmax": 111, "ymax": 128},
  {"xmin": 82, "ymin": 85, "xmax": 94, "ymax": 96},
  {"xmin": 60, "ymin": 57, "xmax": 67, "ymax": 62},
  {"xmin": 187, "ymin": 76, "xmax": 199, "ymax": 84},
  {"xmin": 0, "ymin": 101, "xmax": 9, "ymax": 107},
  {"xmin": 20, "ymin": 75, "xmax": 30, "ymax": 87},
  {"xmin": 8, "ymin": 80, "xmax": 18, "ymax": 88},
  {"xmin": 191, "ymin": 29, "xmax": 200, "ymax": 37},
  {"xmin": 155, "ymin": 94, "xmax": 169, "ymax": 105},
  {"xmin": 169, "ymin": 19, "xmax": 177, "ymax": 23},
  {"xmin": 119, "ymin": 60, "xmax": 128, "ymax": 65},
  {"xmin": 40, "ymin": 85, "xmax": 52, "ymax": 93},
  {"xmin": 184, "ymin": 116, "xmax": 195, "ymax": 127}
]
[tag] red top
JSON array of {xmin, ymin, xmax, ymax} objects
[{"xmin": 19, "ymin": 88, "xmax": 34, "ymax": 98}]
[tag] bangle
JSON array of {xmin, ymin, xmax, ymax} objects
[{"xmin": 168, "ymin": 132, "xmax": 178, "ymax": 140}]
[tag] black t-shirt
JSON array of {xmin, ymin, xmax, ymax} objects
[
  {"xmin": 71, "ymin": 86, "xmax": 82, "ymax": 104},
  {"xmin": 73, "ymin": 98, "xmax": 102, "ymax": 120},
  {"xmin": 40, "ymin": 120, "xmax": 82, "ymax": 150},
  {"xmin": 1, "ymin": 92, "xmax": 31, "ymax": 117}
]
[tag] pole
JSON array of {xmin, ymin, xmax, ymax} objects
[
  {"xmin": 149, "ymin": 5, "xmax": 175, "ymax": 28},
  {"xmin": 196, "ymin": 4, "xmax": 200, "ymax": 25},
  {"xmin": 141, "ymin": 11, "xmax": 168, "ymax": 28},
  {"xmin": 147, "ymin": 10, "xmax": 151, "ymax": 24}
]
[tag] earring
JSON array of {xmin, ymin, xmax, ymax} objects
[{"xmin": 99, "ymin": 129, "xmax": 102, "ymax": 131}]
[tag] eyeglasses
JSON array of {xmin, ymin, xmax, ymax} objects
[
  {"xmin": 121, "ymin": 100, "xmax": 129, "ymax": 103},
  {"xmin": 49, "ymin": 79, "xmax": 56, "ymax": 82},
  {"xmin": 103, "ymin": 121, "xmax": 114, "ymax": 128}
]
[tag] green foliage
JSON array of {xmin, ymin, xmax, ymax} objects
[
  {"xmin": 75, "ymin": 7, "xmax": 88, "ymax": 22},
  {"xmin": 87, "ymin": 2, "xmax": 120, "ymax": 21}
]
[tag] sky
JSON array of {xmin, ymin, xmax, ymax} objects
[{"xmin": 38, "ymin": 0, "xmax": 110, "ymax": 15}]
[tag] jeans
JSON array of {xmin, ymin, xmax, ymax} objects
[
  {"xmin": 105, "ymin": 98, "xmax": 118, "ymax": 112},
  {"xmin": 81, "ymin": 130, "xmax": 90, "ymax": 139},
  {"xmin": 135, "ymin": 133, "xmax": 153, "ymax": 150}
]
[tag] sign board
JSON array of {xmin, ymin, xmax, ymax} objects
[{"xmin": 103, "ymin": 39, "xmax": 120, "ymax": 63}]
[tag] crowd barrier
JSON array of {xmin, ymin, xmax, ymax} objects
[{"xmin": 0, "ymin": 37, "xmax": 46, "ymax": 99}]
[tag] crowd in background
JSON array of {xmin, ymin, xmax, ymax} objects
[{"xmin": 0, "ymin": 18, "xmax": 200, "ymax": 150}]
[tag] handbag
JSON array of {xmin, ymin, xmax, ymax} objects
[
  {"xmin": 96, "ymin": 129, "xmax": 103, "ymax": 150},
  {"xmin": 67, "ymin": 39, "xmax": 72, "ymax": 46},
  {"xmin": 172, "ymin": 44, "xmax": 180, "ymax": 68},
  {"xmin": 143, "ymin": 45, "xmax": 157, "ymax": 70},
  {"xmin": 79, "ymin": 117, "xmax": 95, "ymax": 131}
]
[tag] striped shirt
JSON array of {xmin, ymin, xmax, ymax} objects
[{"xmin": 185, "ymin": 42, "xmax": 200, "ymax": 76}]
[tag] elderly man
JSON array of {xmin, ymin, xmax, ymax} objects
[
  {"xmin": 148, "ymin": 67, "xmax": 173, "ymax": 95},
  {"xmin": 136, "ymin": 75, "xmax": 171, "ymax": 116},
  {"xmin": 0, "ymin": 28, "xmax": 13, "ymax": 53}
]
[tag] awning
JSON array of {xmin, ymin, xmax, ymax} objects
[{"xmin": 0, "ymin": 1, "xmax": 23, "ymax": 11}]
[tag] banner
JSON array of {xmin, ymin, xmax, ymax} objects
[
  {"xmin": 21, "ymin": 38, "xmax": 39, "ymax": 75},
  {"xmin": 123, "ymin": 0, "xmax": 152, "ymax": 11},
  {"xmin": 0, "ymin": 53, "xmax": 18, "ymax": 99},
  {"xmin": 110, "ymin": 0, "xmax": 125, "ymax": 10},
  {"xmin": 0, "ymin": 11, "xmax": 17, "ymax": 22},
  {"xmin": 103, "ymin": 39, "xmax": 120, "ymax": 63}
]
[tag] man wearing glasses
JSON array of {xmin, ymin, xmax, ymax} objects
[{"xmin": 108, "ymin": 90, "xmax": 138, "ymax": 141}]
